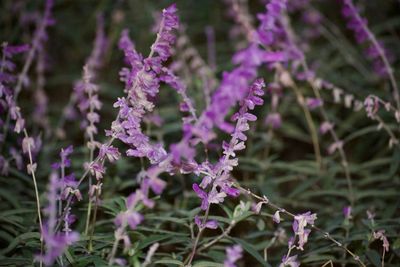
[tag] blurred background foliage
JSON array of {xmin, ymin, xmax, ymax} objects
[{"xmin": 0, "ymin": 0, "xmax": 399, "ymax": 266}]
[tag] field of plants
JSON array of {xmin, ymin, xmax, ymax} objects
[{"xmin": 0, "ymin": 0, "xmax": 399, "ymax": 266}]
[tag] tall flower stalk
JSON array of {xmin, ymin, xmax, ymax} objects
[{"xmin": 185, "ymin": 78, "xmax": 265, "ymax": 265}]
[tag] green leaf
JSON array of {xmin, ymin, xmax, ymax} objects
[
  {"xmin": 154, "ymin": 259, "xmax": 184, "ymax": 266},
  {"xmin": 192, "ymin": 261, "xmax": 223, "ymax": 267}
]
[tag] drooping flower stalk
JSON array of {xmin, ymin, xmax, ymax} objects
[
  {"xmin": 340, "ymin": 0, "xmax": 400, "ymax": 110},
  {"xmin": 239, "ymin": 186, "xmax": 366, "ymax": 267},
  {"xmin": 307, "ymin": 77, "xmax": 399, "ymax": 148},
  {"xmin": 372, "ymin": 230, "xmax": 389, "ymax": 267}
]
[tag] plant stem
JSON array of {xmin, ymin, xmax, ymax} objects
[
  {"xmin": 288, "ymin": 76, "xmax": 323, "ymax": 170},
  {"xmin": 184, "ymin": 205, "xmax": 210, "ymax": 266},
  {"xmin": 88, "ymin": 181, "xmax": 101, "ymax": 252},
  {"xmin": 197, "ymin": 221, "xmax": 235, "ymax": 253},
  {"xmin": 24, "ymin": 129, "xmax": 43, "ymax": 267}
]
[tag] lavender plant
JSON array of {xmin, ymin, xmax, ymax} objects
[{"xmin": 0, "ymin": 0, "xmax": 399, "ymax": 267}]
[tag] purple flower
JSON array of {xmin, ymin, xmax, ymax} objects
[
  {"xmin": 292, "ymin": 211, "xmax": 317, "ymax": 250},
  {"xmin": 149, "ymin": 4, "xmax": 179, "ymax": 63},
  {"xmin": 265, "ymin": 113, "xmax": 282, "ymax": 129},
  {"xmin": 39, "ymin": 226, "xmax": 79, "ymax": 266},
  {"xmin": 193, "ymin": 79, "xmax": 265, "ymax": 213},
  {"xmin": 343, "ymin": 206, "xmax": 352, "ymax": 219},
  {"xmin": 112, "ymin": 5, "xmax": 178, "ymax": 167},
  {"xmin": 305, "ymin": 97, "xmax": 323, "ymax": 109},
  {"xmin": 115, "ymin": 210, "xmax": 144, "ymax": 230},
  {"xmin": 224, "ymin": 245, "xmax": 243, "ymax": 267},
  {"xmin": 88, "ymin": 162, "xmax": 105, "ymax": 180},
  {"xmin": 280, "ymin": 254, "xmax": 300, "ymax": 267},
  {"xmin": 3, "ymin": 44, "xmax": 30, "ymax": 56},
  {"xmin": 373, "ymin": 230, "xmax": 390, "ymax": 252},
  {"xmin": 328, "ymin": 141, "xmax": 343, "ymax": 155},
  {"xmin": 257, "ymin": 0, "xmax": 288, "ymax": 46},
  {"xmin": 194, "ymin": 215, "xmax": 218, "ymax": 230},
  {"xmin": 340, "ymin": 0, "xmax": 393, "ymax": 77},
  {"xmin": 273, "ymin": 210, "xmax": 281, "ymax": 223},
  {"xmin": 22, "ymin": 136, "xmax": 35, "ymax": 154},
  {"xmin": 99, "ymin": 144, "xmax": 120, "ymax": 162},
  {"xmin": 319, "ymin": 121, "xmax": 333, "ymax": 135},
  {"xmin": 39, "ymin": 173, "xmax": 79, "ymax": 266},
  {"xmin": 193, "ymin": 183, "xmax": 209, "ymax": 210}
]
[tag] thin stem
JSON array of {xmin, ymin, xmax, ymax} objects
[
  {"xmin": 88, "ymin": 181, "xmax": 101, "ymax": 252},
  {"xmin": 23, "ymin": 129, "xmax": 43, "ymax": 267},
  {"xmin": 108, "ymin": 235, "xmax": 120, "ymax": 266},
  {"xmin": 184, "ymin": 205, "xmax": 210, "ymax": 266},
  {"xmin": 286, "ymin": 73, "xmax": 323, "ymax": 170},
  {"xmin": 197, "ymin": 221, "xmax": 235, "ymax": 253},
  {"xmin": 84, "ymin": 75, "xmax": 96, "ymax": 238}
]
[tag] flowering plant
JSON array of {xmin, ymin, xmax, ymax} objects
[{"xmin": 0, "ymin": 1, "xmax": 399, "ymax": 266}]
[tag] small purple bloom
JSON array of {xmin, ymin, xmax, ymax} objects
[
  {"xmin": 319, "ymin": 121, "xmax": 333, "ymax": 135},
  {"xmin": 273, "ymin": 210, "xmax": 281, "ymax": 223},
  {"xmin": 280, "ymin": 254, "xmax": 300, "ymax": 267},
  {"xmin": 305, "ymin": 97, "xmax": 323, "ymax": 110},
  {"xmin": 224, "ymin": 244, "xmax": 243, "ymax": 267},
  {"xmin": 292, "ymin": 211, "xmax": 317, "ymax": 250},
  {"xmin": 88, "ymin": 162, "xmax": 105, "ymax": 180},
  {"xmin": 343, "ymin": 206, "xmax": 352, "ymax": 219},
  {"xmin": 99, "ymin": 144, "xmax": 120, "ymax": 162},
  {"xmin": 193, "ymin": 183, "xmax": 209, "ymax": 210},
  {"xmin": 265, "ymin": 113, "xmax": 282, "ymax": 129}
]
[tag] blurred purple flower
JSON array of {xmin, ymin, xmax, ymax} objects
[{"xmin": 224, "ymin": 244, "xmax": 243, "ymax": 267}]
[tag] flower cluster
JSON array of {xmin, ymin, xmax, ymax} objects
[
  {"xmin": 38, "ymin": 173, "xmax": 79, "ymax": 266},
  {"xmin": 0, "ymin": 43, "xmax": 30, "ymax": 134},
  {"xmin": 373, "ymin": 230, "xmax": 389, "ymax": 252},
  {"xmin": 110, "ymin": 4, "xmax": 178, "ymax": 165},
  {"xmin": 292, "ymin": 211, "xmax": 317, "ymax": 250},
  {"xmin": 51, "ymin": 146, "xmax": 81, "ymax": 202},
  {"xmin": 257, "ymin": 0, "xmax": 288, "ymax": 47},
  {"xmin": 193, "ymin": 79, "xmax": 265, "ymax": 213},
  {"xmin": 71, "ymin": 14, "xmax": 107, "ymax": 132}
]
